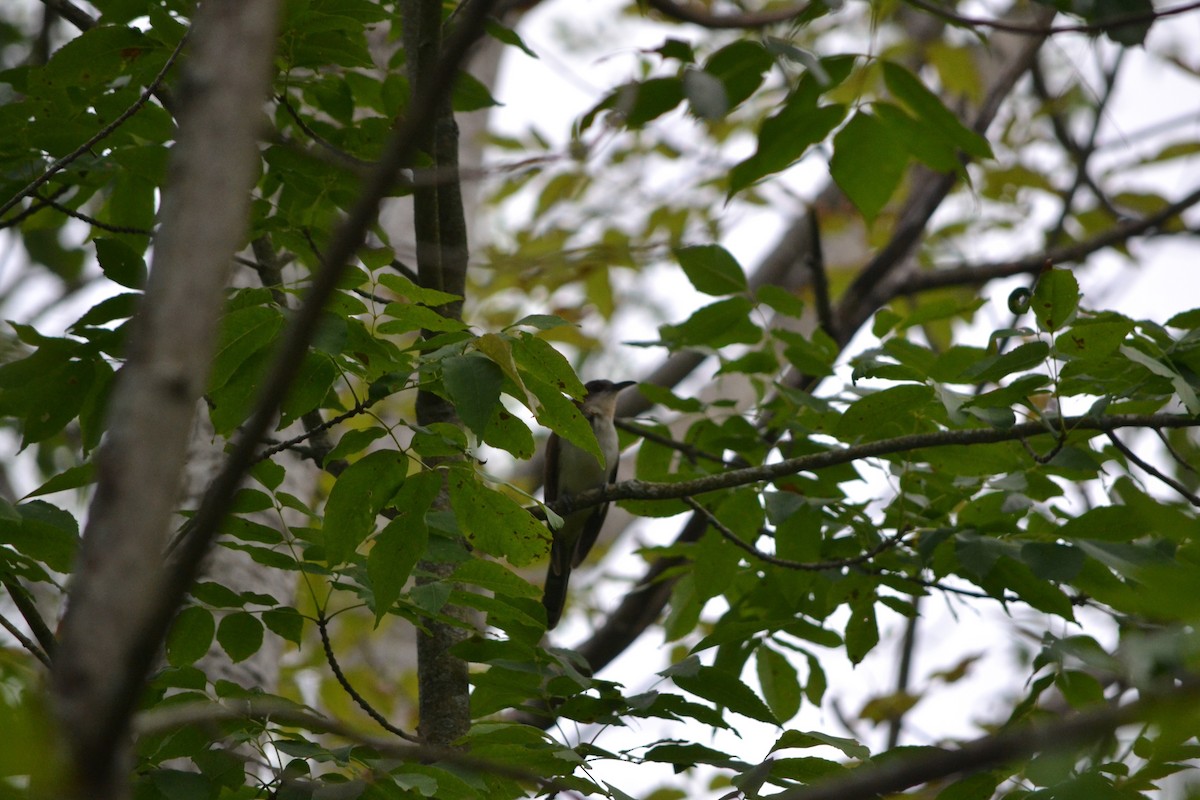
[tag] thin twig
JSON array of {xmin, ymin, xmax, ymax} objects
[
  {"xmin": 317, "ymin": 612, "xmax": 420, "ymax": 742},
  {"xmin": 905, "ymin": 0, "xmax": 1200, "ymax": 36},
  {"xmin": 683, "ymin": 496, "xmax": 908, "ymax": 571},
  {"xmin": 0, "ymin": 186, "xmax": 71, "ymax": 229},
  {"xmin": 616, "ymin": 419, "xmax": 744, "ymax": 468},
  {"xmin": 0, "ymin": 612, "xmax": 51, "ymax": 668},
  {"xmin": 2, "ymin": 577, "xmax": 58, "ymax": 659},
  {"xmin": 34, "ymin": 192, "xmax": 155, "ymax": 237},
  {"xmin": 277, "ymin": 93, "xmax": 373, "ymax": 169},
  {"xmin": 0, "ymin": 30, "xmax": 190, "ymax": 220},
  {"xmin": 254, "ymin": 399, "xmax": 375, "ymax": 464},
  {"xmin": 1153, "ymin": 428, "xmax": 1198, "ymax": 475},
  {"xmin": 892, "ymin": 184, "xmax": 1200, "ymax": 298},
  {"xmin": 1035, "ymin": 50, "xmax": 1125, "ymax": 247},
  {"xmin": 1107, "ymin": 432, "xmax": 1200, "ymax": 508}
]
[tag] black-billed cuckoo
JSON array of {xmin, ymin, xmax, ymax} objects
[{"xmin": 541, "ymin": 379, "xmax": 636, "ymax": 629}]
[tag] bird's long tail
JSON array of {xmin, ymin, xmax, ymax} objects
[{"xmin": 542, "ymin": 562, "xmax": 572, "ymax": 630}]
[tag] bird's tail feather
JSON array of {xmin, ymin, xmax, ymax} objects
[{"xmin": 542, "ymin": 563, "xmax": 572, "ymax": 630}]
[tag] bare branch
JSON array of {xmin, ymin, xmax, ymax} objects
[
  {"xmin": 905, "ymin": 0, "xmax": 1200, "ymax": 36},
  {"xmin": 776, "ymin": 677, "xmax": 1200, "ymax": 800},
  {"xmin": 643, "ymin": 0, "xmax": 812, "ymax": 29},
  {"xmin": 2, "ymin": 576, "xmax": 57, "ymax": 660},
  {"xmin": 0, "ymin": 611, "xmax": 51, "ymax": 668},
  {"xmin": 49, "ymin": 4, "xmax": 283, "ymax": 796},
  {"xmin": 892, "ymin": 184, "xmax": 1200, "ymax": 298},
  {"xmin": 317, "ymin": 612, "xmax": 420, "ymax": 742},
  {"xmin": 556, "ymin": 414, "xmax": 1200, "ymax": 516},
  {"xmin": 1107, "ymin": 432, "xmax": 1200, "ymax": 508},
  {"xmin": 38, "ymin": 0, "xmax": 96, "ymax": 32}
]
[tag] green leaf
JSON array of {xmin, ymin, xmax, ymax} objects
[
  {"xmin": 830, "ymin": 111, "xmax": 907, "ymax": 223},
  {"xmin": 882, "ymin": 61, "xmax": 992, "ymax": 159},
  {"xmin": 368, "ymin": 470, "xmax": 440, "ymax": 623},
  {"xmin": 1021, "ymin": 542, "xmax": 1085, "ymax": 582},
  {"xmin": 993, "ymin": 558, "xmax": 1075, "ymax": 619},
  {"xmin": 673, "ymin": 665, "xmax": 778, "ymax": 725},
  {"xmin": 166, "ymin": 606, "xmax": 215, "ymax": 667},
  {"xmin": 323, "ymin": 450, "xmax": 408, "ymax": 567},
  {"xmin": 377, "ymin": 303, "xmax": 469, "ymax": 334},
  {"xmin": 618, "ymin": 77, "xmax": 685, "ymax": 127},
  {"xmin": 216, "ymin": 612, "xmax": 264, "ymax": 663},
  {"xmin": 682, "ymin": 67, "xmax": 728, "ymax": 120},
  {"xmin": 674, "ymin": 244, "xmax": 748, "ymax": 295},
  {"xmin": 730, "ymin": 99, "xmax": 845, "ymax": 195},
  {"xmin": 210, "ymin": 306, "xmax": 283, "ymax": 392},
  {"xmin": 1056, "ymin": 316, "xmax": 1133, "ymax": 360},
  {"xmin": 658, "ymin": 297, "xmax": 761, "ymax": 349},
  {"xmin": 771, "ymin": 729, "xmax": 870, "ymax": 760},
  {"xmin": 25, "ymin": 463, "xmax": 95, "ymax": 499},
  {"xmin": 447, "ymin": 470, "xmax": 551, "ymax": 566},
  {"xmin": 1058, "ymin": 505, "xmax": 1150, "ymax": 542},
  {"xmin": 702, "ymin": 40, "xmax": 773, "ymax": 110},
  {"xmin": 845, "ymin": 597, "xmax": 879, "ymax": 665},
  {"xmin": 505, "ymin": 314, "xmax": 572, "ymax": 331},
  {"xmin": 453, "ymin": 70, "xmax": 500, "ymax": 112},
  {"xmin": 757, "ymin": 285, "xmax": 806, "ymax": 318},
  {"xmin": 279, "ymin": 351, "xmax": 337, "ymax": 428},
  {"xmin": 511, "ymin": 333, "xmax": 586, "ymax": 400},
  {"xmin": 482, "ymin": 406, "xmax": 536, "ymax": 460},
  {"xmin": 94, "ymin": 238, "xmax": 148, "ymax": 289},
  {"xmin": 376, "ymin": 273, "xmax": 462, "ymax": 307},
  {"xmin": 1031, "ymin": 269, "xmax": 1080, "ymax": 332},
  {"xmin": 756, "ymin": 645, "xmax": 802, "ymax": 722},
  {"xmin": 937, "ymin": 773, "xmax": 999, "ymax": 800},
  {"xmin": 643, "ymin": 742, "xmax": 741, "ymax": 769},
  {"xmin": 0, "ymin": 500, "xmax": 79, "ymax": 573},
  {"xmin": 262, "ymin": 607, "xmax": 305, "ymax": 645},
  {"xmin": 1118, "ymin": 345, "xmax": 1200, "ymax": 414},
  {"xmin": 525, "ymin": 375, "xmax": 601, "ymax": 462},
  {"xmin": 441, "ymin": 353, "xmax": 504, "ymax": 444},
  {"xmin": 1056, "ymin": 670, "xmax": 1105, "ymax": 708},
  {"xmin": 835, "ymin": 384, "xmax": 935, "ymax": 442},
  {"xmin": 959, "ymin": 341, "xmax": 1050, "ymax": 384}
]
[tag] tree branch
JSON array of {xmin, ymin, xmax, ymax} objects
[
  {"xmin": 642, "ymin": 0, "xmax": 812, "ymax": 29},
  {"xmin": 37, "ymin": 0, "xmax": 95, "ymax": 32},
  {"xmin": 776, "ymin": 677, "xmax": 1200, "ymax": 800},
  {"xmin": 2, "ymin": 576, "xmax": 57, "ymax": 660},
  {"xmin": 48, "ymin": 3, "xmax": 279, "ymax": 795},
  {"xmin": 1107, "ymin": 432, "xmax": 1200, "ymax": 508},
  {"xmin": 833, "ymin": 9, "xmax": 1054, "ymax": 345},
  {"xmin": 555, "ymin": 414, "xmax": 1200, "ymax": 517},
  {"xmin": 317, "ymin": 612, "xmax": 420, "ymax": 741},
  {"xmin": 905, "ymin": 0, "xmax": 1200, "ymax": 35},
  {"xmin": 891, "ymin": 184, "xmax": 1200, "ymax": 298},
  {"xmin": 132, "ymin": 698, "xmax": 562, "ymax": 789}
]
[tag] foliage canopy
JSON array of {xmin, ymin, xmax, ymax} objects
[{"xmin": 1, "ymin": 0, "xmax": 1200, "ymax": 798}]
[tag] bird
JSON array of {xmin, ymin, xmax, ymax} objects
[{"xmin": 541, "ymin": 379, "xmax": 636, "ymax": 629}]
